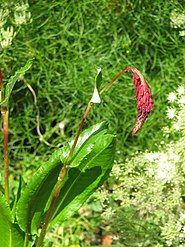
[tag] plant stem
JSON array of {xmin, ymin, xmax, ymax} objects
[
  {"xmin": 36, "ymin": 101, "xmax": 94, "ymax": 247},
  {"xmin": 0, "ymin": 71, "xmax": 10, "ymax": 204},
  {"xmin": 65, "ymin": 101, "xmax": 93, "ymax": 166},
  {"xmin": 2, "ymin": 107, "xmax": 9, "ymax": 204},
  {"xmin": 36, "ymin": 66, "xmax": 134, "ymax": 246},
  {"xmin": 23, "ymin": 233, "xmax": 29, "ymax": 247},
  {"xmin": 100, "ymin": 68, "xmax": 127, "ymax": 94}
]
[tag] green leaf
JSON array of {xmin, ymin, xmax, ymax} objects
[
  {"xmin": 0, "ymin": 193, "xmax": 24, "ymax": 247},
  {"xmin": 0, "ymin": 59, "xmax": 33, "ymax": 107},
  {"xmin": 50, "ymin": 133, "xmax": 116, "ymax": 227},
  {"xmin": 90, "ymin": 68, "xmax": 102, "ymax": 104},
  {"xmin": 0, "ymin": 192, "xmax": 12, "ymax": 222},
  {"xmin": 68, "ymin": 121, "xmax": 108, "ymax": 162},
  {"xmin": 95, "ymin": 67, "xmax": 102, "ymax": 91},
  {"xmin": 12, "ymin": 176, "xmax": 24, "ymax": 218},
  {"xmin": 16, "ymin": 148, "xmax": 64, "ymax": 234},
  {"xmin": 16, "ymin": 122, "xmax": 112, "ymax": 235}
]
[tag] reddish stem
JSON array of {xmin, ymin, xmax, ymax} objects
[
  {"xmin": 0, "ymin": 71, "xmax": 10, "ymax": 203},
  {"xmin": 36, "ymin": 101, "xmax": 94, "ymax": 247},
  {"xmin": 2, "ymin": 108, "xmax": 9, "ymax": 203}
]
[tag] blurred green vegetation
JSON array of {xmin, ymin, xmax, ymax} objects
[{"xmin": 1, "ymin": 0, "xmax": 185, "ymax": 246}]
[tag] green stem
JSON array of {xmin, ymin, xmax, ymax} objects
[
  {"xmin": 2, "ymin": 107, "xmax": 9, "ymax": 204},
  {"xmin": 36, "ymin": 101, "xmax": 94, "ymax": 247},
  {"xmin": 23, "ymin": 233, "xmax": 29, "ymax": 247}
]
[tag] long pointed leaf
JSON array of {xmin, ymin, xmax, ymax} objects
[
  {"xmin": 50, "ymin": 133, "xmax": 116, "ymax": 227},
  {"xmin": 16, "ymin": 122, "xmax": 111, "ymax": 234},
  {"xmin": 0, "ymin": 193, "xmax": 24, "ymax": 247}
]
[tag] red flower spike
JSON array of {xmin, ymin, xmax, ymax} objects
[{"xmin": 123, "ymin": 66, "xmax": 154, "ymax": 136}]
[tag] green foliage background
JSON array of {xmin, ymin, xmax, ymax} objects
[
  {"xmin": 0, "ymin": 0, "xmax": 185, "ymax": 246},
  {"xmin": 1, "ymin": 0, "xmax": 184, "ymax": 161}
]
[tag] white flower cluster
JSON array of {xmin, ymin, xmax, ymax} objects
[
  {"xmin": 166, "ymin": 86, "xmax": 185, "ymax": 131},
  {"xmin": 0, "ymin": 2, "xmax": 31, "ymax": 49},
  {"xmin": 14, "ymin": 3, "xmax": 31, "ymax": 26},
  {"xmin": 0, "ymin": 8, "xmax": 9, "ymax": 28},
  {"xmin": 145, "ymin": 151, "xmax": 179, "ymax": 183},
  {"xmin": 95, "ymin": 84, "xmax": 185, "ymax": 246},
  {"xmin": 0, "ymin": 26, "xmax": 14, "ymax": 49},
  {"xmin": 170, "ymin": 9, "xmax": 185, "ymax": 36}
]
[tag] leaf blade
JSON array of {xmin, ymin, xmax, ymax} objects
[
  {"xmin": 0, "ymin": 193, "xmax": 24, "ymax": 247},
  {"xmin": 0, "ymin": 59, "xmax": 33, "ymax": 107},
  {"xmin": 50, "ymin": 133, "xmax": 116, "ymax": 226},
  {"xmin": 16, "ymin": 122, "xmax": 110, "ymax": 235}
]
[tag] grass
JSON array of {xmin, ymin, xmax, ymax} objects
[{"xmin": 0, "ymin": 0, "xmax": 185, "ymax": 245}]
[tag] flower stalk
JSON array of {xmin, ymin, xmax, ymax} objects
[
  {"xmin": 2, "ymin": 107, "xmax": 9, "ymax": 204},
  {"xmin": 36, "ymin": 101, "xmax": 94, "ymax": 247},
  {"xmin": 0, "ymin": 71, "xmax": 10, "ymax": 204},
  {"xmin": 37, "ymin": 66, "xmax": 154, "ymax": 246}
]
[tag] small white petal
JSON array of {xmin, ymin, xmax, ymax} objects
[
  {"xmin": 166, "ymin": 107, "xmax": 175, "ymax": 119},
  {"xmin": 167, "ymin": 92, "xmax": 176, "ymax": 102},
  {"xmin": 58, "ymin": 122, "xmax": 65, "ymax": 129},
  {"xmin": 91, "ymin": 87, "xmax": 101, "ymax": 104},
  {"xmin": 178, "ymin": 96, "xmax": 185, "ymax": 105},
  {"xmin": 97, "ymin": 67, "xmax": 101, "ymax": 74},
  {"xmin": 177, "ymin": 86, "xmax": 185, "ymax": 95}
]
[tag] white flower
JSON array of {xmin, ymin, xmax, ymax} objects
[
  {"xmin": 14, "ymin": 3, "xmax": 31, "ymax": 25},
  {"xmin": 90, "ymin": 87, "xmax": 101, "ymax": 104},
  {"xmin": 173, "ymin": 120, "xmax": 180, "ymax": 131},
  {"xmin": 166, "ymin": 107, "xmax": 176, "ymax": 119},
  {"xmin": 0, "ymin": 26, "xmax": 14, "ymax": 48},
  {"xmin": 111, "ymin": 164, "xmax": 121, "ymax": 179},
  {"xmin": 97, "ymin": 67, "xmax": 101, "ymax": 74},
  {"xmin": 179, "ymin": 30, "xmax": 185, "ymax": 36},
  {"xmin": 145, "ymin": 152, "xmax": 160, "ymax": 162},
  {"xmin": 96, "ymin": 190, "xmax": 108, "ymax": 205},
  {"xmin": 168, "ymin": 151, "xmax": 179, "ymax": 162},
  {"xmin": 177, "ymin": 86, "xmax": 185, "ymax": 95},
  {"xmin": 170, "ymin": 10, "xmax": 185, "ymax": 28},
  {"xmin": 145, "ymin": 152, "xmax": 178, "ymax": 182},
  {"xmin": 178, "ymin": 96, "xmax": 185, "ymax": 105},
  {"xmin": 179, "ymin": 213, "xmax": 185, "ymax": 221},
  {"xmin": 0, "ymin": 9, "xmax": 9, "ymax": 28},
  {"xmin": 14, "ymin": 12, "xmax": 30, "ymax": 25},
  {"xmin": 173, "ymin": 116, "xmax": 182, "ymax": 131},
  {"xmin": 102, "ymin": 207, "xmax": 115, "ymax": 219},
  {"xmin": 167, "ymin": 92, "xmax": 176, "ymax": 102},
  {"xmin": 155, "ymin": 159, "xmax": 176, "ymax": 183}
]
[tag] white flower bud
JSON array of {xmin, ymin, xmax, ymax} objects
[{"xmin": 90, "ymin": 87, "xmax": 101, "ymax": 104}]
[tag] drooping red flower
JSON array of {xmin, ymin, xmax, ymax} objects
[{"xmin": 124, "ymin": 66, "xmax": 154, "ymax": 136}]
